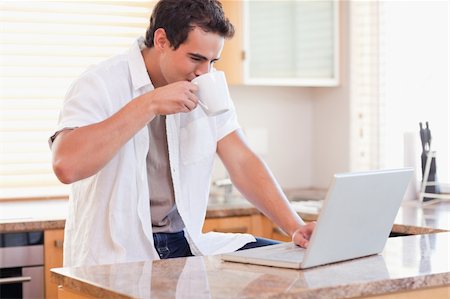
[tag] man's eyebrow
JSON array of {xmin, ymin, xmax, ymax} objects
[{"xmin": 188, "ymin": 52, "xmax": 220, "ymax": 62}]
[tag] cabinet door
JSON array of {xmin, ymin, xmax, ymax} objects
[
  {"xmin": 203, "ymin": 216, "xmax": 252, "ymax": 233},
  {"xmin": 245, "ymin": 0, "xmax": 339, "ymax": 86},
  {"xmin": 271, "ymin": 226, "xmax": 291, "ymax": 242},
  {"xmin": 203, "ymin": 215, "xmax": 273, "ymax": 238},
  {"xmin": 215, "ymin": 0, "xmax": 244, "ymax": 85},
  {"xmin": 44, "ymin": 229, "xmax": 64, "ymax": 299}
]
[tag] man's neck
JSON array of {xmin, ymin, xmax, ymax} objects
[{"xmin": 141, "ymin": 47, "xmax": 166, "ymax": 88}]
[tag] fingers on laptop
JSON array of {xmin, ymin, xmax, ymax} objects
[{"xmin": 292, "ymin": 222, "xmax": 317, "ymax": 248}]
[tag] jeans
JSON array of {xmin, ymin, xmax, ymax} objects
[
  {"xmin": 153, "ymin": 231, "xmax": 279, "ymax": 259},
  {"xmin": 153, "ymin": 231, "xmax": 193, "ymax": 259},
  {"xmin": 237, "ymin": 237, "xmax": 280, "ymax": 251}
]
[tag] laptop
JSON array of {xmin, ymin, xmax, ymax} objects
[{"xmin": 221, "ymin": 168, "xmax": 413, "ymax": 269}]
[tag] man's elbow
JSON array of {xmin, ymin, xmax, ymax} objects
[{"xmin": 52, "ymin": 158, "xmax": 77, "ymax": 184}]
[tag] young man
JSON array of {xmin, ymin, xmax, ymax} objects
[{"xmin": 50, "ymin": 0, "xmax": 315, "ymax": 267}]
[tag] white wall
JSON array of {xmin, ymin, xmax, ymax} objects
[
  {"xmin": 212, "ymin": 85, "xmax": 314, "ymax": 189},
  {"xmin": 216, "ymin": 1, "xmax": 449, "ymax": 193},
  {"xmin": 213, "ymin": 2, "xmax": 355, "ymax": 190},
  {"xmin": 213, "ymin": 2, "xmax": 351, "ymax": 190},
  {"xmin": 311, "ymin": 1, "xmax": 351, "ymax": 188}
]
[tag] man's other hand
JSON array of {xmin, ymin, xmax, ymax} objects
[{"xmin": 292, "ymin": 222, "xmax": 316, "ymax": 248}]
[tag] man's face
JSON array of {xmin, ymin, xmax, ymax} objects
[{"xmin": 159, "ymin": 26, "xmax": 224, "ymax": 84}]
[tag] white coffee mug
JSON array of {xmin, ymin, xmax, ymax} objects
[{"xmin": 192, "ymin": 71, "xmax": 231, "ymax": 116}]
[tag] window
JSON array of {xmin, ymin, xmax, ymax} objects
[
  {"xmin": 380, "ymin": 0, "xmax": 449, "ymax": 194},
  {"xmin": 0, "ymin": 1, "xmax": 153, "ymax": 199},
  {"xmin": 244, "ymin": 0, "xmax": 339, "ymax": 86},
  {"xmin": 350, "ymin": 1, "xmax": 449, "ymax": 194},
  {"xmin": 350, "ymin": 1, "xmax": 381, "ymax": 171}
]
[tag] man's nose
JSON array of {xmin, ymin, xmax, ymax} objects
[{"xmin": 194, "ymin": 62, "xmax": 211, "ymax": 76}]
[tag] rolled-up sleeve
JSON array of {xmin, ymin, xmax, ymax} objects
[
  {"xmin": 57, "ymin": 71, "xmax": 111, "ymax": 131},
  {"xmin": 48, "ymin": 71, "xmax": 111, "ymax": 147},
  {"xmin": 215, "ymin": 97, "xmax": 240, "ymax": 141},
  {"xmin": 48, "ymin": 127, "xmax": 76, "ymax": 148}
]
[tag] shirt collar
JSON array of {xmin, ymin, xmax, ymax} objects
[{"xmin": 128, "ymin": 37, "xmax": 153, "ymax": 91}]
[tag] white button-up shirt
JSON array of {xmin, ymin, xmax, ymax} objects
[{"xmin": 55, "ymin": 37, "xmax": 255, "ymax": 267}]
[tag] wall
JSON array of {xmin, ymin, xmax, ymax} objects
[
  {"xmin": 216, "ymin": 1, "xmax": 448, "ymax": 192},
  {"xmin": 213, "ymin": 2, "xmax": 351, "ymax": 190},
  {"xmin": 212, "ymin": 86, "xmax": 314, "ymax": 189},
  {"xmin": 311, "ymin": 1, "xmax": 351, "ymax": 188}
]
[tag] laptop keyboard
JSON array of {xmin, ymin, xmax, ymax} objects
[{"xmin": 258, "ymin": 243, "xmax": 306, "ymax": 262}]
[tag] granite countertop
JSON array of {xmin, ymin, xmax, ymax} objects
[
  {"xmin": 51, "ymin": 232, "xmax": 450, "ymax": 298},
  {"xmin": 0, "ymin": 190, "xmax": 320, "ymax": 233},
  {"xmin": 206, "ymin": 196, "xmax": 450, "ymax": 235},
  {"xmin": 0, "ymin": 198, "xmax": 67, "ymax": 232},
  {"xmin": 392, "ymin": 200, "xmax": 450, "ymax": 234},
  {"xmin": 1, "ymin": 193, "xmax": 450, "ymax": 234}
]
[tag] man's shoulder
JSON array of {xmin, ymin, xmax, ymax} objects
[
  {"xmin": 64, "ymin": 51, "xmax": 133, "ymax": 106},
  {"xmin": 82, "ymin": 52, "xmax": 130, "ymax": 79}
]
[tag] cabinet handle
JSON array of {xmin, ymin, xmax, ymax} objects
[
  {"xmin": 54, "ymin": 239, "xmax": 64, "ymax": 248},
  {"xmin": 0, "ymin": 276, "xmax": 31, "ymax": 285}
]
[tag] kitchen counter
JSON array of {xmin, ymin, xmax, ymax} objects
[
  {"xmin": 1, "ymin": 196, "xmax": 449, "ymax": 234},
  {"xmin": 52, "ymin": 232, "xmax": 450, "ymax": 298},
  {"xmin": 0, "ymin": 198, "xmax": 67, "ymax": 232},
  {"xmin": 392, "ymin": 200, "xmax": 450, "ymax": 234},
  {"xmin": 196, "ymin": 197, "xmax": 450, "ymax": 236}
]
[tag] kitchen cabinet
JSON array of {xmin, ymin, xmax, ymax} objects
[
  {"xmin": 203, "ymin": 213, "xmax": 316, "ymax": 242},
  {"xmin": 217, "ymin": 0, "xmax": 339, "ymax": 86},
  {"xmin": 203, "ymin": 214, "xmax": 272, "ymax": 237},
  {"xmin": 215, "ymin": 0, "xmax": 244, "ymax": 85},
  {"xmin": 203, "ymin": 214, "xmax": 291, "ymax": 242},
  {"xmin": 271, "ymin": 225, "xmax": 291, "ymax": 242},
  {"xmin": 44, "ymin": 229, "xmax": 64, "ymax": 299},
  {"xmin": 203, "ymin": 215, "xmax": 253, "ymax": 233}
]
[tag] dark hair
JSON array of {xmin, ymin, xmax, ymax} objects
[{"xmin": 145, "ymin": 0, "xmax": 234, "ymax": 49}]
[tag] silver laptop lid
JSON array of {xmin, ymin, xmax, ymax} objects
[{"xmin": 302, "ymin": 168, "xmax": 413, "ymax": 268}]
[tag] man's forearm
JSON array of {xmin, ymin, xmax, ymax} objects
[
  {"xmin": 53, "ymin": 80, "xmax": 201, "ymax": 184},
  {"xmin": 229, "ymin": 152, "xmax": 305, "ymax": 237},
  {"xmin": 52, "ymin": 95, "xmax": 155, "ymax": 184}
]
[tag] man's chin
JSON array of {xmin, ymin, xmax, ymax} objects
[{"xmin": 169, "ymin": 78, "xmax": 192, "ymax": 83}]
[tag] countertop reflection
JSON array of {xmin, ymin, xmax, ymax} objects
[{"xmin": 52, "ymin": 232, "xmax": 450, "ymax": 299}]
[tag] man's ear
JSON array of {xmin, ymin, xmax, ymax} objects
[{"xmin": 153, "ymin": 28, "xmax": 169, "ymax": 51}]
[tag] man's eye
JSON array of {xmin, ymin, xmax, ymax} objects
[{"xmin": 190, "ymin": 57, "xmax": 201, "ymax": 61}]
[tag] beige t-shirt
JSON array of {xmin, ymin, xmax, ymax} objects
[{"xmin": 147, "ymin": 115, "xmax": 184, "ymax": 233}]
